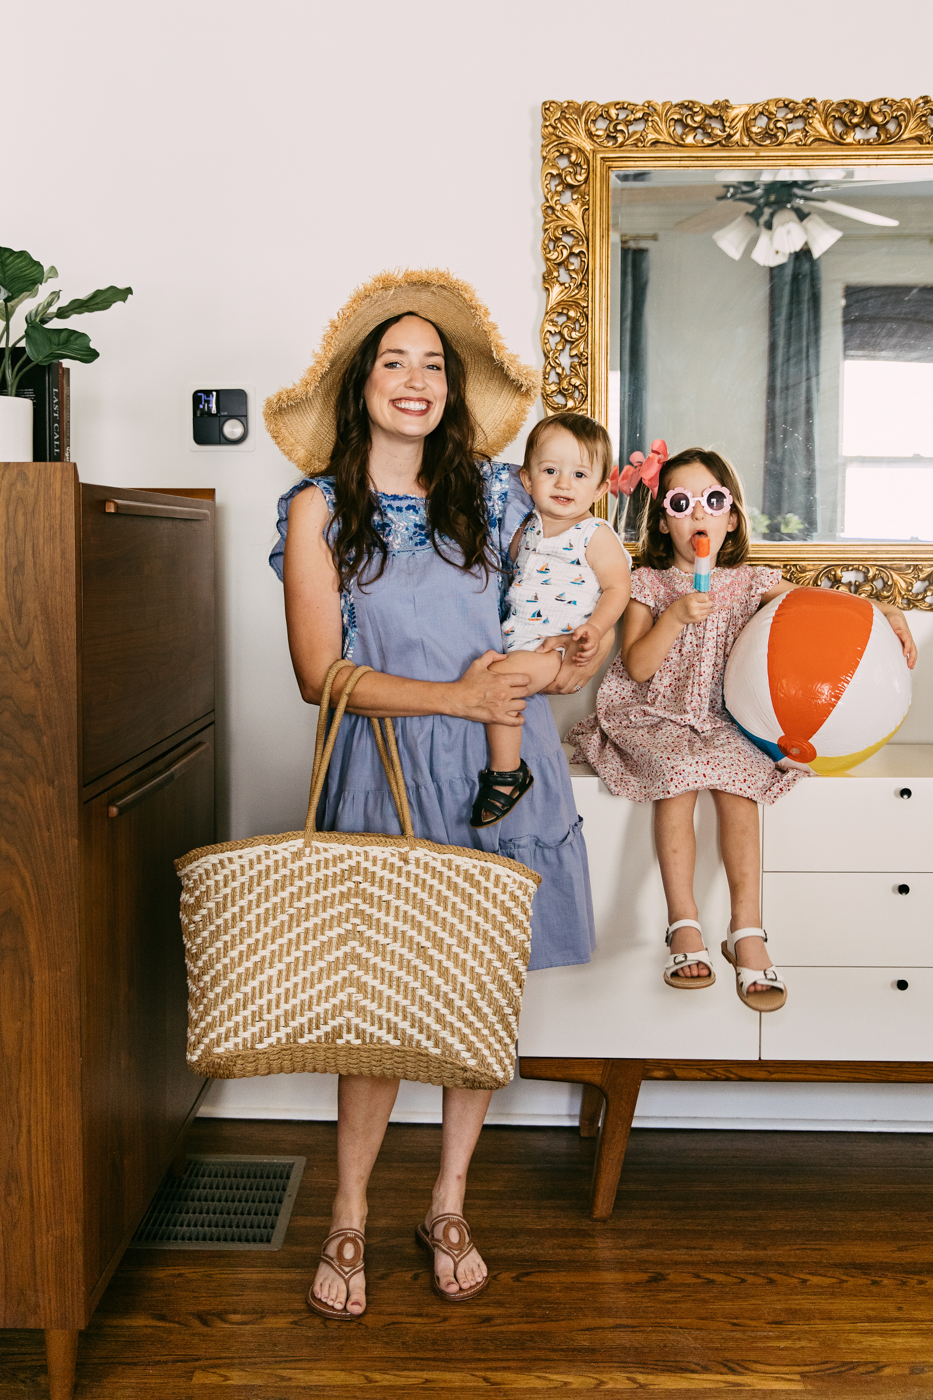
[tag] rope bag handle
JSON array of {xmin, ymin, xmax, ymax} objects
[{"xmin": 304, "ymin": 659, "xmax": 415, "ymax": 841}]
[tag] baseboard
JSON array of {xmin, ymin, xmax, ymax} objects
[
  {"xmin": 197, "ymin": 1072, "xmax": 933, "ymax": 1132},
  {"xmin": 197, "ymin": 1103, "xmax": 933, "ymax": 1132}
]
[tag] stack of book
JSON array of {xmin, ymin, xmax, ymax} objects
[{"xmin": 6, "ymin": 349, "xmax": 71, "ymax": 462}]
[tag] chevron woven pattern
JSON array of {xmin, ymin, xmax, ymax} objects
[{"xmin": 177, "ymin": 828, "xmax": 540, "ymax": 1090}]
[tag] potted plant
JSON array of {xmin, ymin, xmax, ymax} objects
[{"xmin": 0, "ymin": 246, "xmax": 131, "ymax": 461}]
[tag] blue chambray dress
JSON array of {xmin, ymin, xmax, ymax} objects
[{"xmin": 270, "ymin": 461, "xmax": 595, "ymax": 971}]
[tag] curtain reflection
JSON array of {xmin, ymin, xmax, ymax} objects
[
  {"xmin": 618, "ymin": 246, "xmax": 649, "ymax": 538},
  {"xmin": 763, "ymin": 249, "xmax": 821, "ymax": 539}
]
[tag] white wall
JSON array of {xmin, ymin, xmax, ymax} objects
[{"xmin": 10, "ymin": 0, "xmax": 933, "ymax": 1132}]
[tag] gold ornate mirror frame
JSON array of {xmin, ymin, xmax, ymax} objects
[{"xmin": 540, "ymin": 98, "xmax": 933, "ymax": 608}]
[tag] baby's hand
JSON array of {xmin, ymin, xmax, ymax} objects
[
  {"xmin": 669, "ymin": 592, "xmax": 712, "ymax": 627},
  {"xmin": 571, "ymin": 623, "xmax": 601, "ymax": 664}
]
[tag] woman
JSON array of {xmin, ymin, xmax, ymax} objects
[{"xmin": 265, "ymin": 269, "xmax": 614, "ymax": 1318}]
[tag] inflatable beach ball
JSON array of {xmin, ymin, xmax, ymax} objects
[{"xmin": 724, "ymin": 588, "xmax": 911, "ymax": 775}]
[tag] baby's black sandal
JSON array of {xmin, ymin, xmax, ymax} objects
[{"xmin": 470, "ymin": 760, "xmax": 534, "ymax": 828}]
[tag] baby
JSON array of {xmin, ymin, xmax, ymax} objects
[{"xmin": 471, "ymin": 411, "xmax": 631, "ymax": 827}]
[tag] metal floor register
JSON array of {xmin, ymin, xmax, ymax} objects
[{"xmin": 131, "ymin": 1155, "xmax": 306, "ymax": 1250}]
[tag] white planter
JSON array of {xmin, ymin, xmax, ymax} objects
[{"xmin": 0, "ymin": 395, "xmax": 33, "ymax": 462}]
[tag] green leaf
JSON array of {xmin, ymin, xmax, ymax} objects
[
  {"xmin": 24, "ymin": 322, "xmax": 100, "ymax": 365},
  {"xmin": 43, "ymin": 266, "xmax": 58, "ymax": 282},
  {"xmin": 0, "ymin": 247, "xmax": 46, "ymax": 301},
  {"xmin": 53, "ymin": 284, "xmax": 132, "ymax": 319},
  {"xmin": 4, "ymin": 284, "xmax": 41, "ymax": 317},
  {"xmin": 777, "ymin": 512, "xmax": 806, "ymax": 537},
  {"xmin": 25, "ymin": 289, "xmax": 61, "ymax": 324}
]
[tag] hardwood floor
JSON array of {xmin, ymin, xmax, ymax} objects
[{"xmin": 2, "ymin": 1117, "xmax": 931, "ymax": 1398}]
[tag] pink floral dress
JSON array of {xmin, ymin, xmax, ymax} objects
[{"xmin": 568, "ymin": 564, "xmax": 801, "ymax": 805}]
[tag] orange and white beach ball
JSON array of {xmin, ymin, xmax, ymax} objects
[{"xmin": 724, "ymin": 588, "xmax": 911, "ymax": 775}]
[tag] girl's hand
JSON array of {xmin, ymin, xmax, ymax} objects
[
  {"xmin": 668, "ymin": 592, "xmax": 712, "ymax": 627},
  {"xmin": 877, "ymin": 603, "xmax": 918, "ymax": 670},
  {"xmin": 453, "ymin": 651, "xmax": 529, "ymax": 725},
  {"xmin": 570, "ymin": 622, "xmax": 601, "ymax": 665}
]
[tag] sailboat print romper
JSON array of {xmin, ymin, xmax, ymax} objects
[{"xmin": 502, "ymin": 512, "xmax": 612, "ymax": 653}]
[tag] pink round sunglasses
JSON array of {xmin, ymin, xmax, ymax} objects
[{"xmin": 662, "ymin": 485, "xmax": 734, "ymax": 518}]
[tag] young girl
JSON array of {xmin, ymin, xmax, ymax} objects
[
  {"xmin": 569, "ymin": 446, "xmax": 917, "ymax": 1011},
  {"xmin": 471, "ymin": 412, "xmax": 631, "ymax": 827}
]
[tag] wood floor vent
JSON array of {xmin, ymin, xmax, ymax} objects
[{"xmin": 130, "ymin": 1155, "xmax": 306, "ymax": 1250}]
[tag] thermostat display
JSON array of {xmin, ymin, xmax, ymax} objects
[{"xmin": 192, "ymin": 388, "xmax": 249, "ymax": 445}]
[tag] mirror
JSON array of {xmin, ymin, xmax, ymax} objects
[
  {"xmin": 609, "ymin": 163, "xmax": 933, "ymax": 543},
  {"xmin": 540, "ymin": 98, "xmax": 933, "ymax": 607}
]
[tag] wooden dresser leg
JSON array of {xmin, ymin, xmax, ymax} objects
[
  {"xmin": 579, "ymin": 1082, "xmax": 604, "ymax": 1138},
  {"xmin": 45, "ymin": 1329, "xmax": 79, "ymax": 1400},
  {"xmin": 590, "ymin": 1059, "xmax": 646, "ymax": 1221}
]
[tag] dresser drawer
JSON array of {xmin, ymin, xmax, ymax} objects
[
  {"xmin": 80, "ymin": 485, "xmax": 215, "ymax": 782},
  {"xmin": 763, "ymin": 872, "xmax": 933, "ymax": 966},
  {"xmin": 762, "ymin": 774, "xmax": 933, "ymax": 872},
  {"xmin": 760, "ymin": 967, "xmax": 933, "ymax": 1061}
]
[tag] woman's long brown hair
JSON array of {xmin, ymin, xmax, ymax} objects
[
  {"xmin": 326, "ymin": 313, "xmax": 496, "ymax": 591},
  {"xmin": 637, "ymin": 447, "xmax": 750, "ymax": 569}
]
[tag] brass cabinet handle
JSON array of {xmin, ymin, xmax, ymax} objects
[
  {"xmin": 107, "ymin": 741, "xmax": 210, "ymax": 817},
  {"xmin": 104, "ymin": 498, "xmax": 209, "ymax": 521}
]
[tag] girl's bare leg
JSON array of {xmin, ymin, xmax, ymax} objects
[
  {"xmin": 712, "ymin": 790, "xmax": 773, "ymax": 994},
  {"xmin": 423, "ymin": 1086, "xmax": 494, "ymax": 1294},
  {"xmin": 310, "ymin": 1075, "xmax": 400, "ymax": 1314},
  {"xmin": 654, "ymin": 791, "xmax": 710, "ymax": 980}
]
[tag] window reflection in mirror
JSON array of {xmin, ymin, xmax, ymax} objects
[{"xmin": 609, "ymin": 165, "xmax": 933, "ymax": 544}]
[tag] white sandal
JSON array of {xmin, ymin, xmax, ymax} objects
[
  {"xmin": 663, "ymin": 919, "xmax": 716, "ymax": 989},
  {"xmin": 721, "ymin": 924, "xmax": 787, "ymax": 1012}
]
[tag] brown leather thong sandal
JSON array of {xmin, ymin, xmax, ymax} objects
[
  {"xmin": 416, "ymin": 1213, "xmax": 489, "ymax": 1301},
  {"xmin": 306, "ymin": 1228, "xmax": 366, "ymax": 1319}
]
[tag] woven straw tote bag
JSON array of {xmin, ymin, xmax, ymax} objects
[{"xmin": 176, "ymin": 660, "xmax": 541, "ymax": 1090}]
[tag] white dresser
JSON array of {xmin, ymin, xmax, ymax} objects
[
  {"xmin": 759, "ymin": 744, "xmax": 933, "ymax": 1062},
  {"xmin": 519, "ymin": 744, "xmax": 933, "ymax": 1062},
  {"xmin": 518, "ymin": 742, "xmax": 933, "ymax": 1216}
]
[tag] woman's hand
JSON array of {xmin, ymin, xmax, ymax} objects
[
  {"xmin": 452, "ymin": 651, "xmax": 530, "ymax": 725},
  {"xmin": 541, "ymin": 628, "xmax": 615, "ymax": 695},
  {"xmin": 877, "ymin": 603, "xmax": 918, "ymax": 670},
  {"xmin": 668, "ymin": 592, "xmax": 712, "ymax": 627}
]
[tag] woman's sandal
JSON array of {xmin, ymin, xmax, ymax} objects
[
  {"xmin": 663, "ymin": 918, "xmax": 716, "ymax": 989},
  {"xmin": 306, "ymin": 1228, "xmax": 366, "ymax": 1319},
  {"xmin": 470, "ymin": 760, "xmax": 534, "ymax": 828},
  {"xmin": 416, "ymin": 1213, "xmax": 489, "ymax": 1302},
  {"xmin": 721, "ymin": 924, "xmax": 787, "ymax": 1012}
]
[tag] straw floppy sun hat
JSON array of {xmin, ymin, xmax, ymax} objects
[{"xmin": 263, "ymin": 267, "xmax": 541, "ymax": 474}]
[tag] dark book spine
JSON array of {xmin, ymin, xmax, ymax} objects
[
  {"xmin": 61, "ymin": 367, "xmax": 71, "ymax": 462},
  {"xmin": 49, "ymin": 363, "xmax": 62, "ymax": 461}
]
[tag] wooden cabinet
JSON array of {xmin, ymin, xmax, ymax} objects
[{"xmin": 0, "ymin": 464, "xmax": 215, "ymax": 1399}]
